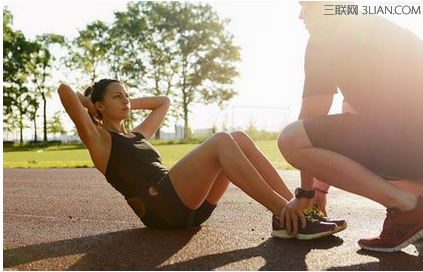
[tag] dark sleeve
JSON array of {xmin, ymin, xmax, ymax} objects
[{"xmin": 302, "ymin": 37, "xmax": 338, "ymax": 98}]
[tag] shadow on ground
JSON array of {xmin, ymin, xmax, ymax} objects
[
  {"xmin": 4, "ymin": 228, "xmax": 196, "ymax": 270},
  {"xmin": 2, "ymin": 228, "xmax": 343, "ymax": 270},
  {"xmin": 4, "ymin": 228, "xmax": 423, "ymax": 270},
  {"xmin": 327, "ymin": 241, "xmax": 423, "ymax": 271}
]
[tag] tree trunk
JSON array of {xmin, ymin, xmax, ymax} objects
[
  {"xmin": 155, "ymin": 129, "xmax": 161, "ymax": 140},
  {"xmin": 181, "ymin": 58, "xmax": 190, "ymax": 139},
  {"xmin": 42, "ymin": 92, "xmax": 48, "ymax": 142},
  {"xmin": 183, "ymin": 103, "xmax": 190, "ymax": 139},
  {"xmin": 91, "ymin": 65, "xmax": 96, "ymax": 85},
  {"xmin": 19, "ymin": 111, "xmax": 24, "ymax": 145},
  {"xmin": 33, "ymin": 117, "xmax": 38, "ymax": 142}
]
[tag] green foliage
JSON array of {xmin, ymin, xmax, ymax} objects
[
  {"xmin": 158, "ymin": 2, "xmax": 241, "ymax": 138},
  {"xmin": 66, "ymin": 20, "xmax": 111, "ymax": 84},
  {"xmin": 30, "ymin": 33, "xmax": 66, "ymax": 142},
  {"xmin": 4, "ymin": 4, "xmax": 241, "ymax": 142},
  {"xmin": 245, "ymin": 122, "xmax": 279, "ymax": 141},
  {"xmin": 3, "ymin": 7, "xmax": 41, "ymax": 143},
  {"xmin": 47, "ymin": 111, "xmax": 67, "ymax": 135},
  {"xmin": 66, "ymin": 2, "xmax": 240, "ymax": 139}
]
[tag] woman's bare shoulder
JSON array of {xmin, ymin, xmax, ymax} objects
[{"xmin": 85, "ymin": 128, "xmax": 113, "ymax": 175}]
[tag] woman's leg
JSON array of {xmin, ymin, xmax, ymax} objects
[
  {"xmin": 204, "ymin": 170, "xmax": 229, "ymax": 205},
  {"xmin": 168, "ymin": 132, "xmax": 288, "ymax": 215},
  {"xmin": 391, "ymin": 180, "xmax": 423, "ymax": 197},
  {"xmin": 230, "ymin": 131, "xmax": 294, "ymax": 201},
  {"xmin": 203, "ymin": 131, "xmax": 294, "ymax": 205}
]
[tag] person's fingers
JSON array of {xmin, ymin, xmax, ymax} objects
[
  {"xmin": 299, "ymin": 211, "xmax": 307, "ymax": 229},
  {"xmin": 279, "ymin": 208, "xmax": 286, "ymax": 228},
  {"xmin": 285, "ymin": 211, "xmax": 292, "ymax": 234},
  {"xmin": 291, "ymin": 211, "xmax": 298, "ymax": 235}
]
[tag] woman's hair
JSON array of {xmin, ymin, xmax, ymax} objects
[
  {"xmin": 84, "ymin": 78, "xmax": 121, "ymax": 103},
  {"xmin": 84, "ymin": 78, "xmax": 121, "ymax": 123}
]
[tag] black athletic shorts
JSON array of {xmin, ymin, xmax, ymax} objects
[
  {"xmin": 303, "ymin": 113, "xmax": 423, "ymax": 182},
  {"xmin": 128, "ymin": 175, "xmax": 216, "ymax": 229}
]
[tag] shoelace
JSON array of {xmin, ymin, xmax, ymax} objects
[
  {"xmin": 303, "ymin": 206, "xmax": 324, "ymax": 221},
  {"xmin": 303, "ymin": 208, "xmax": 319, "ymax": 223},
  {"xmin": 309, "ymin": 206, "xmax": 325, "ymax": 218}
]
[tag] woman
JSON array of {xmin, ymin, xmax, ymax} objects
[{"xmin": 58, "ymin": 79, "xmax": 340, "ymax": 238}]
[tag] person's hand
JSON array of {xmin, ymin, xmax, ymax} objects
[
  {"xmin": 85, "ymin": 99, "xmax": 100, "ymax": 119},
  {"xmin": 77, "ymin": 92, "xmax": 101, "ymax": 124},
  {"xmin": 279, "ymin": 197, "xmax": 311, "ymax": 235},
  {"xmin": 310, "ymin": 190, "xmax": 328, "ymax": 216}
]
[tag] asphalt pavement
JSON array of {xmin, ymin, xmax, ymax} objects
[{"xmin": 3, "ymin": 168, "xmax": 423, "ymax": 270}]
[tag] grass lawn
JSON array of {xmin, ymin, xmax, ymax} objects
[{"xmin": 3, "ymin": 140, "xmax": 292, "ymax": 169}]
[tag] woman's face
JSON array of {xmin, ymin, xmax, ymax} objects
[{"xmin": 95, "ymin": 82, "xmax": 131, "ymax": 120}]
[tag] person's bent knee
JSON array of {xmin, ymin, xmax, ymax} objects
[
  {"xmin": 230, "ymin": 131, "xmax": 255, "ymax": 148},
  {"xmin": 231, "ymin": 131, "xmax": 256, "ymax": 152},
  {"xmin": 211, "ymin": 132, "xmax": 234, "ymax": 146},
  {"xmin": 230, "ymin": 130, "xmax": 248, "ymax": 139},
  {"xmin": 278, "ymin": 120, "xmax": 308, "ymax": 164}
]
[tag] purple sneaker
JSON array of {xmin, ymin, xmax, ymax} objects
[
  {"xmin": 271, "ymin": 210, "xmax": 338, "ymax": 240},
  {"xmin": 307, "ymin": 205, "xmax": 348, "ymax": 232}
]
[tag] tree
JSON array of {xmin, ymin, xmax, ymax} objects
[
  {"xmin": 158, "ymin": 2, "xmax": 241, "ymax": 138},
  {"xmin": 109, "ymin": 3, "xmax": 149, "ymax": 131},
  {"xmin": 110, "ymin": 2, "xmax": 240, "ymax": 139},
  {"xmin": 115, "ymin": 2, "xmax": 180, "ymax": 139},
  {"xmin": 67, "ymin": 21, "xmax": 111, "ymax": 85},
  {"xmin": 29, "ymin": 33, "xmax": 65, "ymax": 142},
  {"xmin": 26, "ymin": 95, "xmax": 40, "ymax": 142},
  {"xmin": 47, "ymin": 111, "xmax": 67, "ymax": 136},
  {"xmin": 142, "ymin": 2, "xmax": 180, "ymax": 139},
  {"xmin": 3, "ymin": 8, "xmax": 40, "ymax": 144}
]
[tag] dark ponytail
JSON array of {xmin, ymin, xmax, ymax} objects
[{"xmin": 84, "ymin": 86, "xmax": 94, "ymax": 103}]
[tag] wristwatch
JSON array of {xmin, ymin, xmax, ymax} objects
[{"xmin": 294, "ymin": 187, "xmax": 315, "ymax": 199}]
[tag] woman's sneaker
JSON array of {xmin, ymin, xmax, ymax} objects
[
  {"xmin": 271, "ymin": 209, "xmax": 339, "ymax": 240},
  {"xmin": 306, "ymin": 205, "xmax": 348, "ymax": 232},
  {"xmin": 358, "ymin": 196, "xmax": 423, "ymax": 253}
]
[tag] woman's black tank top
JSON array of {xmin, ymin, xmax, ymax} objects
[{"xmin": 105, "ymin": 131, "xmax": 168, "ymax": 200}]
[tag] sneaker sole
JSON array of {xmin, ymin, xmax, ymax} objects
[
  {"xmin": 296, "ymin": 228, "xmax": 339, "ymax": 240},
  {"xmin": 335, "ymin": 222, "xmax": 347, "ymax": 232},
  {"xmin": 271, "ymin": 228, "xmax": 340, "ymax": 240},
  {"xmin": 271, "ymin": 230, "xmax": 296, "ymax": 239},
  {"xmin": 359, "ymin": 229, "xmax": 423, "ymax": 253}
]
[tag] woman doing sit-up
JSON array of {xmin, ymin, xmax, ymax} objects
[{"xmin": 58, "ymin": 78, "xmax": 341, "ymax": 238}]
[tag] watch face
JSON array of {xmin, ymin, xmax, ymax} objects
[
  {"xmin": 295, "ymin": 187, "xmax": 303, "ymax": 198},
  {"xmin": 295, "ymin": 187, "xmax": 314, "ymax": 199}
]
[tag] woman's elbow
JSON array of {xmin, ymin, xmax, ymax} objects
[
  {"xmin": 162, "ymin": 96, "xmax": 171, "ymax": 107},
  {"xmin": 58, "ymin": 84, "xmax": 70, "ymax": 96},
  {"xmin": 163, "ymin": 96, "xmax": 170, "ymax": 104}
]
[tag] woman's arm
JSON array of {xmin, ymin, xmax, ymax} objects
[
  {"xmin": 58, "ymin": 84, "xmax": 100, "ymax": 145},
  {"xmin": 131, "ymin": 96, "xmax": 170, "ymax": 140}
]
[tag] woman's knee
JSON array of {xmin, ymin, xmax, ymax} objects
[
  {"xmin": 230, "ymin": 131, "xmax": 255, "ymax": 150},
  {"xmin": 210, "ymin": 132, "xmax": 235, "ymax": 147},
  {"xmin": 278, "ymin": 120, "xmax": 309, "ymax": 163}
]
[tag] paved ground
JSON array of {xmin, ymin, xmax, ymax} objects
[{"xmin": 3, "ymin": 168, "xmax": 423, "ymax": 270}]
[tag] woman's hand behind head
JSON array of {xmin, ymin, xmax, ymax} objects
[{"xmin": 77, "ymin": 91, "xmax": 101, "ymax": 126}]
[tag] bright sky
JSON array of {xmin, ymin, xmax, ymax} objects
[{"xmin": 3, "ymin": 1, "xmax": 423, "ymax": 137}]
